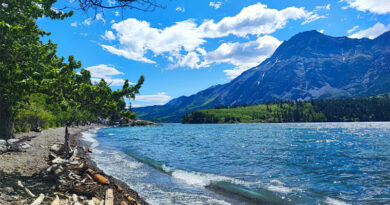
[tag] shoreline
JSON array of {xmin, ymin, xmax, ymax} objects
[{"xmin": 0, "ymin": 125, "xmax": 148, "ymax": 205}]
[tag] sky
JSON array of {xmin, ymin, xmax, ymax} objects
[{"xmin": 38, "ymin": 0, "xmax": 390, "ymax": 107}]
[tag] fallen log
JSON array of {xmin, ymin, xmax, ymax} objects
[
  {"xmin": 31, "ymin": 193, "xmax": 45, "ymax": 205},
  {"xmin": 105, "ymin": 188, "xmax": 114, "ymax": 205},
  {"xmin": 86, "ymin": 168, "xmax": 110, "ymax": 185}
]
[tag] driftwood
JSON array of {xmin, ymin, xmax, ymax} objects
[
  {"xmin": 69, "ymin": 147, "xmax": 78, "ymax": 161},
  {"xmin": 51, "ymin": 195, "xmax": 60, "ymax": 205},
  {"xmin": 105, "ymin": 188, "xmax": 114, "ymax": 205},
  {"xmin": 86, "ymin": 168, "xmax": 110, "ymax": 185},
  {"xmin": 123, "ymin": 193, "xmax": 138, "ymax": 205},
  {"xmin": 31, "ymin": 193, "xmax": 45, "ymax": 205},
  {"xmin": 120, "ymin": 201, "xmax": 128, "ymax": 205},
  {"xmin": 12, "ymin": 135, "xmax": 37, "ymax": 144},
  {"xmin": 17, "ymin": 180, "xmax": 35, "ymax": 197},
  {"xmin": 115, "ymin": 184, "xmax": 123, "ymax": 193}
]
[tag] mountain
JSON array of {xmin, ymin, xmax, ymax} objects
[{"xmin": 134, "ymin": 30, "xmax": 390, "ymax": 122}]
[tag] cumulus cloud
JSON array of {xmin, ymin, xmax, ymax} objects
[
  {"xmin": 102, "ymin": 30, "xmax": 116, "ymax": 40},
  {"xmin": 341, "ymin": 0, "xmax": 390, "ymax": 14},
  {"xmin": 349, "ymin": 23, "xmax": 389, "ymax": 39},
  {"xmin": 134, "ymin": 92, "xmax": 173, "ymax": 105},
  {"xmin": 204, "ymin": 35, "xmax": 282, "ymax": 78},
  {"xmin": 209, "ymin": 1, "xmax": 222, "ymax": 9},
  {"xmin": 198, "ymin": 3, "xmax": 316, "ymax": 38},
  {"xmin": 176, "ymin": 7, "xmax": 185, "ymax": 12},
  {"xmin": 84, "ymin": 64, "xmax": 127, "ymax": 86},
  {"xmin": 101, "ymin": 3, "xmax": 322, "ymax": 78},
  {"xmin": 347, "ymin": 25, "xmax": 359, "ymax": 34}
]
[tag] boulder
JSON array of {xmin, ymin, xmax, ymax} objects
[
  {"xmin": 7, "ymin": 140, "xmax": 20, "ymax": 152},
  {"xmin": 50, "ymin": 144, "xmax": 62, "ymax": 153},
  {"xmin": 0, "ymin": 140, "xmax": 7, "ymax": 153}
]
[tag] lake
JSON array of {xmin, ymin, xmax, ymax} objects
[{"xmin": 82, "ymin": 122, "xmax": 390, "ymax": 204}]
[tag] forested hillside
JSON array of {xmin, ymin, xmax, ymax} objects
[{"xmin": 182, "ymin": 95, "xmax": 390, "ymax": 123}]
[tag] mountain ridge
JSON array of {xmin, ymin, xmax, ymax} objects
[{"xmin": 134, "ymin": 30, "xmax": 390, "ymax": 122}]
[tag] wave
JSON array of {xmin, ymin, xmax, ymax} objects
[
  {"xmin": 325, "ymin": 197, "xmax": 350, "ymax": 205},
  {"xmin": 81, "ymin": 128, "xmax": 101, "ymax": 149},
  {"xmin": 126, "ymin": 151, "xmax": 286, "ymax": 204}
]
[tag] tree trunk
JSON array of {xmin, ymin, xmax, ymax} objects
[
  {"xmin": 63, "ymin": 126, "xmax": 72, "ymax": 157},
  {"xmin": 0, "ymin": 105, "xmax": 14, "ymax": 140}
]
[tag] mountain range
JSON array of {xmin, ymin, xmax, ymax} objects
[{"xmin": 134, "ymin": 30, "xmax": 390, "ymax": 122}]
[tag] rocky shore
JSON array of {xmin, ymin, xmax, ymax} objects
[{"xmin": 0, "ymin": 126, "xmax": 148, "ymax": 205}]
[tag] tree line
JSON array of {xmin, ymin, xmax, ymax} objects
[{"xmin": 181, "ymin": 95, "xmax": 390, "ymax": 124}]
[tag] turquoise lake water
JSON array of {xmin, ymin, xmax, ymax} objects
[{"xmin": 82, "ymin": 122, "xmax": 390, "ymax": 204}]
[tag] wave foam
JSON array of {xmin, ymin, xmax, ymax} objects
[
  {"xmin": 325, "ymin": 197, "xmax": 350, "ymax": 205},
  {"xmin": 81, "ymin": 128, "xmax": 100, "ymax": 148}
]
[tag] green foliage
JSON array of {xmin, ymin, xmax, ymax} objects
[
  {"xmin": 182, "ymin": 95, "xmax": 390, "ymax": 124},
  {"xmin": 0, "ymin": 0, "xmax": 144, "ymax": 138}
]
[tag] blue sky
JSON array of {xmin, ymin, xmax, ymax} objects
[{"xmin": 38, "ymin": 0, "xmax": 390, "ymax": 107}]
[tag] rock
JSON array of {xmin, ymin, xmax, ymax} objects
[
  {"xmin": 7, "ymin": 139, "xmax": 20, "ymax": 151},
  {"xmin": 3, "ymin": 187, "xmax": 14, "ymax": 194},
  {"xmin": 88, "ymin": 147, "xmax": 93, "ymax": 153},
  {"xmin": 7, "ymin": 139, "xmax": 19, "ymax": 144},
  {"xmin": 20, "ymin": 143, "xmax": 30, "ymax": 150},
  {"xmin": 120, "ymin": 201, "xmax": 128, "ymax": 205},
  {"xmin": 50, "ymin": 144, "xmax": 61, "ymax": 153},
  {"xmin": 0, "ymin": 140, "xmax": 7, "ymax": 153}
]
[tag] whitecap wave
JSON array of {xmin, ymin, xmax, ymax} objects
[{"xmin": 325, "ymin": 197, "xmax": 350, "ymax": 205}]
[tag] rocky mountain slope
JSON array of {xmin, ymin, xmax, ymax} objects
[{"xmin": 134, "ymin": 30, "xmax": 390, "ymax": 122}]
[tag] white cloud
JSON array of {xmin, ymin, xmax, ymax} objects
[
  {"xmin": 349, "ymin": 23, "xmax": 389, "ymax": 39},
  {"xmin": 103, "ymin": 30, "xmax": 116, "ymax": 40},
  {"xmin": 82, "ymin": 13, "xmax": 105, "ymax": 26},
  {"xmin": 301, "ymin": 13, "xmax": 326, "ymax": 25},
  {"xmin": 102, "ymin": 19, "xmax": 204, "ymax": 63},
  {"xmin": 198, "ymin": 3, "xmax": 317, "ymax": 38},
  {"xmin": 347, "ymin": 25, "xmax": 359, "ymax": 34},
  {"xmin": 209, "ymin": 1, "xmax": 222, "ymax": 9},
  {"xmin": 70, "ymin": 21, "xmax": 78, "ymax": 27},
  {"xmin": 96, "ymin": 13, "xmax": 105, "ymax": 24},
  {"xmin": 175, "ymin": 52, "xmax": 201, "ymax": 69},
  {"xmin": 108, "ymin": 0, "xmax": 115, "ymax": 6},
  {"xmin": 176, "ymin": 7, "xmax": 185, "ymax": 12},
  {"xmin": 80, "ymin": 33, "xmax": 88, "ymax": 36},
  {"xmin": 84, "ymin": 64, "xmax": 127, "ymax": 86},
  {"xmin": 204, "ymin": 35, "xmax": 282, "ymax": 78},
  {"xmin": 101, "ymin": 3, "xmax": 321, "ymax": 77},
  {"xmin": 134, "ymin": 92, "xmax": 172, "ymax": 105},
  {"xmin": 341, "ymin": 0, "xmax": 390, "ymax": 14},
  {"xmin": 315, "ymin": 4, "xmax": 330, "ymax": 11}
]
